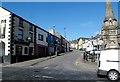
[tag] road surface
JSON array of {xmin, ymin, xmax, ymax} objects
[{"xmin": 2, "ymin": 49, "xmax": 107, "ymax": 81}]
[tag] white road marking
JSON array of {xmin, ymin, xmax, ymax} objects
[
  {"xmin": 42, "ymin": 76, "xmax": 54, "ymax": 79},
  {"xmin": 34, "ymin": 75, "xmax": 54, "ymax": 79},
  {"xmin": 43, "ymin": 67, "xmax": 48, "ymax": 69},
  {"xmin": 34, "ymin": 75, "xmax": 41, "ymax": 78}
]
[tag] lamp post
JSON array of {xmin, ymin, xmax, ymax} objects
[
  {"xmin": 96, "ymin": 38, "xmax": 99, "ymax": 63},
  {"xmin": 27, "ymin": 37, "xmax": 32, "ymax": 46},
  {"xmin": 54, "ymin": 39, "xmax": 58, "ymax": 56}
]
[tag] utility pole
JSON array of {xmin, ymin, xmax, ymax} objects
[{"xmin": 64, "ymin": 27, "xmax": 66, "ymax": 39}]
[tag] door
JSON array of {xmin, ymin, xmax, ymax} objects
[
  {"xmin": 16, "ymin": 45, "xmax": 22, "ymax": 62},
  {"xmin": 29, "ymin": 47, "xmax": 33, "ymax": 59},
  {"xmin": 29, "ymin": 47, "xmax": 33, "ymax": 55},
  {"xmin": 0, "ymin": 42, "xmax": 5, "ymax": 63}
]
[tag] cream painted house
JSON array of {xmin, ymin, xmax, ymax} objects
[{"xmin": 78, "ymin": 38, "xmax": 88, "ymax": 50}]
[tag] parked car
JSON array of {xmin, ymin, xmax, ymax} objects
[
  {"xmin": 90, "ymin": 49, "xmax": 100, "ymax": 55},
  {"xmin": 97, "ymin": 49, "xmax": 120, "ymax": 81},
  {"xmin": 79, "ymin": 48, "xmax": 86, "ymax": 51}
]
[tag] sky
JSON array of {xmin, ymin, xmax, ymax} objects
[{"xmin": 1, "ymin": 2, "xmax": 118, "ymax": 41}]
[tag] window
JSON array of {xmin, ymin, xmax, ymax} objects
[
  {"xmin": 0, "ymin": 20, "xmax": 6, "ymax": 38},
  {"xmin": 24, "ymin": 47, "xmax": 28, "ymax": 54},
  {"xmin": 2, "ymin": 27, "xmax": 6, "ymax": 38},
  {"xmin": 19, "ymin": 19, "xmax": 23, "ymax": 27},
  {"xmin": 29, "ymin": 33, "xmax": 33, "ymax": 42},
  {"xmin": 18, "ymin": 29, "xmax": 23, "ymax": 40},
  {"xmin": 119, "ymin": 43, "xmax": 120, "ymax": 46},
  {"xmin": 46, "ymin": 37, "xmax": 48, "ymax": 42},
  {"xmin": 29, "ymin": 47, "xmax": 33, "ymax": 55},
  {"xmin": 16, "ymin": 46, "xmax": 22, "ymax": 55},
  {"xmin": 1, "ymin": 20, "xmax": 6, "ymax": 23},
  {"xmin": 29, "ymin": 24, "xmax": 33, "ymax": 31},
  {"xmin": 38, "ymin": 34, "xmax": 43, "ymax": 41}
]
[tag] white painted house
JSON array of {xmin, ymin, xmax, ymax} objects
[
  {"xmin": 82, "ymin": 35, "xmax": 103, "ymax": 51},
  {"xmin": 0, "ymin": 7, "xmax": 12, "ymax": 63}
]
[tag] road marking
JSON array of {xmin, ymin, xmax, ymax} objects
[
  {"xmin": 34, "ymin": 75, "xmax": 54, "ymax": 79},
  {"xmin": 34, "ymin": 75, "xmax": 41, "ymax": 78},
  {"xmin": 43, "ymin": 67, "xmax": 48, "ymax": 69},
  {"xmin": 42, "ymin": 76, "xmax": 54, "ymax": 79}
]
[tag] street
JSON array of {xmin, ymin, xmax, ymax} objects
[{"xmin": 2, "ymin": 50, "xmax": 107, "ymax": 81}]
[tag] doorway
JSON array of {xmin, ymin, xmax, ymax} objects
[
  {"xmin": 0, "ymin": 41, "xmax": 5, "ymax": 63},
  {"xmin": 16, "ymin": 45, "xmax": 22, "ymax": 62}
]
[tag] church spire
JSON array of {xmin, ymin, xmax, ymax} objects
[
  {"xmin": 105, "ymin": 0, "xmax": 116, "ymax": 20},
  {"xmin": 101, "ymin": 0, "xmax": 119, "ymax": 49}
]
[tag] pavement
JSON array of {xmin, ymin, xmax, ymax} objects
[{"xmin": 2, "ymin": 53, "xmax": 66, "ymax": 67}]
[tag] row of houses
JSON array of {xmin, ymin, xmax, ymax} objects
[
  {"xmin": 0, "ymin": 7, "xmax": 70, "ymax": 64},
  {"xmin": 77, "ymin": 34, "xmax": 103, "ymax": 51},
  {"xmin": 70, "ymin": 34, "xmax": 103, "ymax": 51},
  {"xmin": 69, "ymin": 40, "xmax": 78, "ymax": 49},
  {"xmin": 69, "ymin": 34, "xmax": 102, "ymax": 62}
]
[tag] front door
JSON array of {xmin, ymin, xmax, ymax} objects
[
  {"xmin": 0, "ymin": 42, "xmax": 5, "ymax": 63},
  {"xmin": 16, "ymin": 45, "xmax": 22, "ymax": 62},
  {"xmin": 29, "ymin": 47, "xmax": 33, "ymax": 59}
]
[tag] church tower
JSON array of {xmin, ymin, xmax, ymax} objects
[{"xmin": 101, "ymin": 0, "xmax": 119, "ymax": 49}]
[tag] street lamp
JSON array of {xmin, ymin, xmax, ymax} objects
[
  {"xmin": 54, "ymin": 39, "xmax": 58, "ymax": 56},
  {"xmin": 26, "ymin": 37, "xmax": 32, "ymax": 46}
]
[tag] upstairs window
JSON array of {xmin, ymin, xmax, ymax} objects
[
  {"xmin": 2, "ymin": 26, "xmax": 6, "ymax": 38},
  {"xmin": 18, "ymin": 29, "xmax": 23, "ymax": 40},
  {"xmin": 1, "ymin": 20, "xmax": 6, "ymax": 23},
  {"xmin": 29, "ymin": 24, "xmax": 33, "ymax": 31},
  {"xmin": 46, "ymin": 37, "xmax": 48, "ymax": 42},
  {"xmin": 38, "ymin": 34, "xmax": 43, "ymax": 41},
  {"xmin": 29, "ymin": 33, "xmax": 33, "ymax": 42},
  {"xmin": 19, "ymin": 19, "xmax": 23, "ymax": 27},
  {"xmin": 0, "ymin": 20, "xmax": 6, "ymax": 38}
]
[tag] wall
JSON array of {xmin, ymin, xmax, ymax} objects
[
  {"xmin": 36, "ymin": 28, "xmax": 48, "ymax": 46},
  {"xmin": 13, "ymin": 16, "xmax": 35, "ymax": 56}
]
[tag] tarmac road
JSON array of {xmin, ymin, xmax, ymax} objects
[{"xmin": 2, "ymin": 49, "xmax": 108, "ymax": 81}]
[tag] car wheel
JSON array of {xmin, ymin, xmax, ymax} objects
[{"xmin": 107, "ymin": 70, "xmax": 119, "ymax": 81}]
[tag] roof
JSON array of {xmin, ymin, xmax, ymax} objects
[{"xmin": 69, "ymin": 40, "xmax": 78, "ymax": 44}]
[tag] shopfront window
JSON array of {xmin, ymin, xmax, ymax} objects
[{"xmin": 24, "ymin": 47, "xmax": 28, "ymax": 54}]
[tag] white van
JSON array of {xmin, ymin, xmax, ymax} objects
[{"xmin": 97, "ymin": 49, "xmax": 120, "ymax": 81}]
